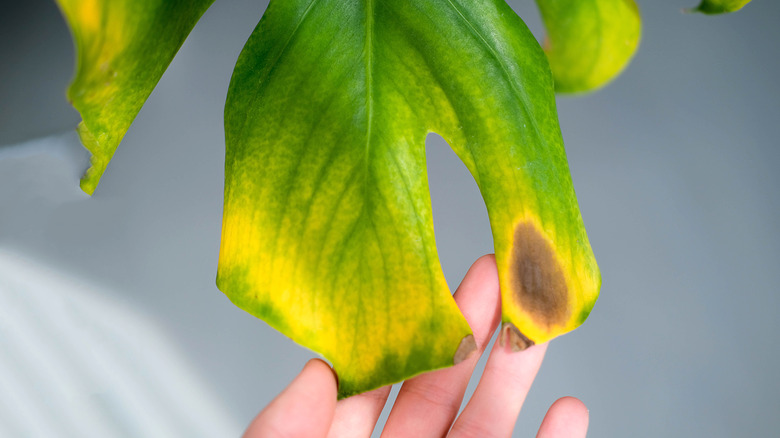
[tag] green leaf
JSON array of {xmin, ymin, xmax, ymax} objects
[
  {"xmin": 690, "ymin": 0, "xmax": 752, "ymax": 14},
  {"xmin": 535, "ymin": 0, "xmax": 642, "ymax": 93},
  {"xmin": 219, "ymin": 0, "xmax": 600, "ymax": 398},
  {"xmin": 56, "ymin": 0, "xmax": 214, "ymax": 194}
]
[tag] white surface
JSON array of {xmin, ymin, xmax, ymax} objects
[{"xmin": 0, "ymin": 249, "xmax": 241, "ymax": 437}]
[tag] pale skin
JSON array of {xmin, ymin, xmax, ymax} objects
[{"xmin": 244, "ymin": 255, "xmax": 589, "ymax": 437}]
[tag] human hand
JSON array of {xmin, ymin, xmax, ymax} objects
[{"xmin": 243, "ymin": 255, "xmax": 589, "ymax": 437}]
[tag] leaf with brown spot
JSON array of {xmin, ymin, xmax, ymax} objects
[{"xmin": 219, "ymin": 0, "xmax": 601, "ymax": 397}]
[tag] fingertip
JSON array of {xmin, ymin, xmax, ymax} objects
[
  {"xmin": 553, "ymin": 396, "xmax": 589, "ymax": 416},
  {"xmin": 551, "ymin": 396, "xmax": 589, "ymax": 428},
  {"xmin": 287, "ymin": 358, "xmax": 338, "ymax": 406},
  {"xmin": 536, "ymin": 396, "xmax": 589, "ymax": 438},
  {"xmin": 304, "ymin": 358, "xmax": 339, "ymax": 392},
  {"xmin": 243, "ymin": 359, "xmax": 338, "ymax": 437},
  {"xmin": 464, "ymin": 254, "xmax": 498, "ymax": 288},
  {"xmin": 473, "ymin": 253, "xmax": 497, "ymax": 269},
  {"xmin": 453, "ymin": 254, "xmax": 501, "ymax": 351}
]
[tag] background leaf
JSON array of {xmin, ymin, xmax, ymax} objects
[
  {"xmin": 690, "ymin": 0, "xmax": 752, "ymax": 14},
  {"xmin": 56, "ymin": 0, "xmax": 214, "ymax": 194},
  {"xmin": 219, "ymin": 0, "xmax": 599, "ymax": 397},
  {"xmin": 535, "ymin": 0, "xmax": 642, "ymax": 93}
]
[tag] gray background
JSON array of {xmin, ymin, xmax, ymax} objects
[{"xmin": 2, "ymin": 0, "xmax": 779, "ymax": 436}]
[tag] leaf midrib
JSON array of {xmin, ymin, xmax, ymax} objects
[
  {"xmin": 259, "ymin": 0, "xmax": 552, "ymax": 286},
  {"xmin": 364, "ymin": 0, "xmax": 375, "ymax": 168},
  {"xmin": 442, "ymin": 0, "xmax": 546, "ymax": 152},
  {"xmin": 234, "ymin": 0, "xmax": 321, "ymax": 144}
]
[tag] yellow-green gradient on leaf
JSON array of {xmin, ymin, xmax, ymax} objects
[
  {"xmin": 219, "ymin": 0, "xmax": 600, "ymax": 398},
  {"xmin": 690, "ymin": 0, "xmax": 752, "ymax": 14},
  {"xmin": 56, "ymin": 0, "xmax": 214, "ymax": 194},
  {"xmin": 535, "ymin": 0, "xmax": 641, "ymax": 94}
]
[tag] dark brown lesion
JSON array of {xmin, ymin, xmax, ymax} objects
[{"xmin": 510, "ymin": 222, "xmax": 570, "ymax": 329}]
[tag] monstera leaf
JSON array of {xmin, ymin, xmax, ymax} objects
[
  {"xmin": 217, "ymin": 0, "xmax": 599, "ymax": 398},
  {"xmin": 56, "ymin": 0, "xmax": 214, "ymax": 194},
  {"xmin": 536, "ymin": 0, "xmax": 642, "ymax": 93},
  {"xmin": 690, "ymin": 0, "xmax": 752, "ymax": 14}
]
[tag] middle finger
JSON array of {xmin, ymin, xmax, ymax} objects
[{"xmin": 381, "ymin": 255, "xmax": 502, "ymax": 438}]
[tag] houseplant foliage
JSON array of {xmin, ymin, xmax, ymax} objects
[
  {"xmin": 55, "ymin": 0, "xmax": 215, "ymax": 195},
  {"xmin": 692, "ymin": 0, "xmax": 752, "ymax": 14},
  {"xmin": 536, "ymin": 0, "xmax": 641, "ymax": 93},
  {"xmin": 56, "ymin": 0, "xmax": 750, "ymax": 398}
]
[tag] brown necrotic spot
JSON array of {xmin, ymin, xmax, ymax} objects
[
  {"xmin": 500, "ymin": 322, "xmax": 535, "ymax": 352},
  {"xmin": 510, "ymin": 222, "xmax": 569, "ymax": 328},
  {"xmin": 453, "ymin": 334, "xmax": 476, "ymax": 365}
]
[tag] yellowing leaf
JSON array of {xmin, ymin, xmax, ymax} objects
[
  {"xmin": 536, "ymin": 0, "xmax": 642, "ymax": 93},
  {"xmin": 218, "ymin": 0, "xmax": 600, "ymax": 398},
  {"xmin": 56, "ymin": 0, "xmax": 214, "ymax": 194}
]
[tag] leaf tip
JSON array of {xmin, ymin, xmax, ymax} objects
[
  {"xmin": 75, "ymin": 121, "xmax": 109, "ymax": 195},
  {"xmin": 453, "ymin": 334, "xmax": 477, "ymax": 365},
  {"xmin": 499, "ymin": 322, "xmax": 535, "ymax": 352}
]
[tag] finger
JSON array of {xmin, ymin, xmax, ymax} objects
[
  {"xmin": 449, "ymin": 341, "xmax": 548, "ymax": 438},
  {"xmin": 244, "ymin": 359, "xmax": 337, "ymax": 438},
  {"xmin": 381, "ymin": 254, "xmax": 502, "ymax": 438},
  {"xmin": 326, "ymin": 385, "xmax": 392, "ymax": 438},
  {"xmin": 536, "ymin": 397, "xmax": 589, "ymax": 438}
]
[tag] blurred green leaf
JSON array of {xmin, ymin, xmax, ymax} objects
[
  {"xmin": 690, "ymin": 0, "xmax": 752, "ymax": 14},
  {"xmin": 536, "ymin": 0, "xmax": 642, "ymax": 93},
  {"xmin": 218, "ymin": 0, "xmax": 600, "ymax": 398}
]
